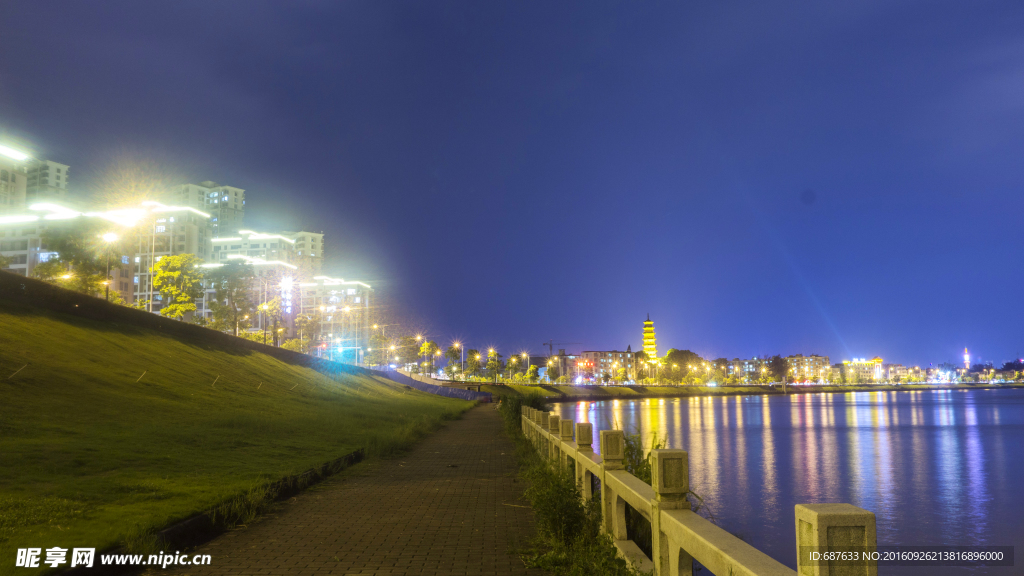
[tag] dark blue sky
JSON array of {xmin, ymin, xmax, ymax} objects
[{"xmin": 2, "ymin": 1, "xmax": 1022, "ymax": 366}]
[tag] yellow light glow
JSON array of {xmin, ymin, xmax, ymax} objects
[{"xmin": 101, "ymin": 232, "xmax": 119, "ymax": 243}]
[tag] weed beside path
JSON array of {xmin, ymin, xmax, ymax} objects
[{"xmin": 497, "ymin": 394, "xmax": 645, "ymax": 576}]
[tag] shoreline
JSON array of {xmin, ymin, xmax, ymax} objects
[{"xmin": 481, "ymin": 382, "xmax": 1024, "ymax": 403}]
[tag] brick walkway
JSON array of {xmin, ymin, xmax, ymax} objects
[{"xmin": 145, "ymin": 406, "xmax": 544, "ymax": 575}]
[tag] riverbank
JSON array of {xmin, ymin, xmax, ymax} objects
[{"xmin": 480, "ymin": 382, "xmax": 1024, "ymax": 402}]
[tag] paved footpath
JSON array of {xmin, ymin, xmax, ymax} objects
[{"xmin": 145, "ymin": 406, "xmax": 545, "ymax": 576}]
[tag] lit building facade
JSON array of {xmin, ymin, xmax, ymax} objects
[
  {"xmin": 298, "ymin": 276, "xmax": 373, "ymax": 364},
  {"xmin": 25, "ymin": 160, "xmax": 70, "ymax": 204},
  {"xmin": 163, "ymin": 181, "xmax": 245, "ymax": 236},
  {"xmin": 579, "ymin": 349, "xmax": 635, "ymax": 379},
  {"xmin": 286, "ymin": 230, "xmax": 325, "ymax": 274},
  {"xmin": 133, "ymin": 204, "xmax": 214, "ymax": 314},
  {"xmin": 0, "ymin": 153, "xmax": 27, "ymax": 213},
  {"xmin": 836, "ymin": 357, "xmax": 884, "ymax": 382},
  {"xmin": 212, "ymin": 230, "xmax": 296, "ymax": 265},
  {"xmin": 785, "ymin": 354, "xmax": 831, "ymax": 381},
  {"xmin": 546, "ymin": 350, "xmax": 580, "ymax": 382}
]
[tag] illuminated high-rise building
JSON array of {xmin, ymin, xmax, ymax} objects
[
  {"xmin": 642, "ymin": 314, "xmax": 658, "ymax": 359},
  {"xmin": 163, "ymin": 181, "xmax": 245, "ymax": 236},
  {"xmin": 964, "ymin": 348, "xmax": 970, "ymax": 369},
  {"xmin": 25, "ymin": 159, "xmax": 70, "ymax": 204},
  {"xmin": 0, "ymin": 152, "xmax": 27, "ymax": 213}
]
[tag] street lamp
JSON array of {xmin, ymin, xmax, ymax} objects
[
  {"xmin": 453, "ymin": 341, "xmax": 463, "ymax": 376},
  {"xmin": 100, "ymin": 232, "xmax": 119, "ymax": 302}
]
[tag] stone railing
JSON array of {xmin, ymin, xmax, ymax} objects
[{"xmin": 521, "ymin": 406, "xmax": 878, "ymax": 576}]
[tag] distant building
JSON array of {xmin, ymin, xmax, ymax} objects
[
  {"xmin": 579, "ymin": 349, "xmax": 636, "ymax": 379},
  {"xmin": 298, "ymin": 276, "xmax": 373, "ymax": 363},
  {"xmin": 547, "ymin": 349, "xmax": 580, "ymax": 382},
  {"xmin": 836, "ymin": 357, "xmax": 883, "ymax": 382},
  {"xmin": 642, "ymin": 314, "xmax": 658, "ymax": 359},
  {"xmin": 25, "ymin": 159, "xmax": 70, "ymax": 204},
  {"xmin": 726, "ymin": 358, "xmax": 766, "ymax": 378},
  {"xmin": 134, "ymin": 205, "xmax": 215, "ymax": 314},
  {"xmin": 212, "ymin": 230, "xmax": 296, "ymax": 265},
  {"xmin": 882, "ymin": 364, "xmax": 923, "ymax": 381},
  {"xmin": 284, "ymin": 230, "xmax": 325, "ymax": 274},
  {"xmin": 785, "ymin": 354, "xmax": 831, "ymax": 381}
]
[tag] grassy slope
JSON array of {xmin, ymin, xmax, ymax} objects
[{"xmin": 0, "ymin": 300, "xmax": 469, "ymax": 565}]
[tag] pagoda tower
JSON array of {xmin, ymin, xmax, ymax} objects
[{"xmin": 642, "ymin": 314, "xmax": 658, "ymax": 359}]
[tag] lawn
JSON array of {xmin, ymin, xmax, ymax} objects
[{"xmin": 0, "ymin": 299, "xmax": 470, "ymax": 572}]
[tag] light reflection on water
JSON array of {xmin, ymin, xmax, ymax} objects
[{"xmin": 555, "ymin": 388, "xmax": 1024, "ymax": 575}]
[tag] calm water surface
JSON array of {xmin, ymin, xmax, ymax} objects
[{"xmin": 553, "ymin": 388, "xmax": 1024, "ymax": 575}]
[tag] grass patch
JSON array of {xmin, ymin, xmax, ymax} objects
[{"xmin": 0, "ymin": 299, "xmax": 470, "ymax": 574}]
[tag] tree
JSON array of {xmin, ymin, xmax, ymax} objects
[
  {"xmin": 419, "ymin": 340, "xmax": 440, "ymax": 374},
  {"xmin": 281, "ymin": 337, "xmax": 310, "ymax": 354},
  {"xmin": 294, "ymin": 312, "xmax": 321, "ymax": 343},
  {"xmin": 152, "ymin": 253, "xmax": 203, "ymax": 320},
  {"xmin": 465, "ymin": 349, "xmax": 482, "ymax": 377},
  {"xmin": 258, "ymin": 297, "xmax": 283, "ymax": 345},
  {"xmin": 547, "ymin": 362, "xmax": 560, "ymax": 382},
  {"xmin": 663, "ymin": 349, "xmax": 701, "ymax": 372},
  {"xmin": 768, "ymin": 355, "xmax": 788, "ymax": 383},
  {"xmin": 526, "ymin": 365, "xmax": 539, "ymax": 383},
  {"xmin": 444, "ymin": 345, "xmax": 462, "ymax": 378},
  {"xmin": 32, "ymin": 257, "xmax": 105, "ymax": 295},
  {"xmin": 239, "ymin": 330, "xmax": 271, "ymax": 345},
  {"xmin": 366, "ymin": 331, "xmax": 389, "ymax": 366},
  {"xmin": 205, "ymin": 260, "xmax": 255, "ymax": 336},
  {"xmin": 394, "ymin": 335, "xmax": 419, "ymax": 369},
  {"xmin": 485, "ymin": 349, "xmax": 504, "ymax": 382},
  {"xmin": 36, "ymin": 218, "xmax": 118, "ymax": 295}
]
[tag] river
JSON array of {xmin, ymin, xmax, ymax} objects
[{"xmin": 553, "ymin": 388, "xmax": 1024, "ymax": 575}]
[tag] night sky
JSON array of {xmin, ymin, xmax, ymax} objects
[{"xmin": 2, "ymin": 2, "xmax": 1023, "ymax": 366}]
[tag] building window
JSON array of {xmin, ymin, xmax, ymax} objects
[{"xmin": 121, "ymin": 255, "xmax": 129, "ymax": 264}]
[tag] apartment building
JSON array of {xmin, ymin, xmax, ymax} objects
[
  {"xmin": 163, "ymin": 181, "xmax": 245, "ymax": 236},
  {"xmin": 25, "ymin": 160, "xmax": 70, "ymax": 204},
  {"xmin": 0, "ymin": 153, "xmax": 27, "ymax": 213},
  {"xmin": 786, "ymin": 354, "xmax": 831, "ymax": 380},
  {"xmin": 579, "ymin": 349, "xmax": 635, "ymax": 378}
]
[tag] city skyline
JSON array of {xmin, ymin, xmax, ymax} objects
[{"xmin": 2, "ymin": 2, "xmax": 1022, "ymax": 365}]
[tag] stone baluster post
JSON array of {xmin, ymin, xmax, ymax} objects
[
  {"xmin": 575, "ymin": 423, "xmax": 593, "ymax": 500},
  {"xmin": 533, "ymin": 410, "xmax": 544, "ymax": 450},
  {"xmin": 559, "ymin": 418, "xmax": 574, "ymax": 470},
  {"xmin": 795, "ymin": 504, "xmax": 877, "ymax": 576},
  {"xmin": 539, "ymin": 412, "xmax": 550, "ymax": 457},
  {"xmin": 651, "ymin": 449, "xmax": 692, "ymax": 576},
  {"xmin": 599, "ymin": 430, "xmax": 625, "ymax": 538},
  {"xmin": 548, "ymin": 414, "xmax": 561, "ymax": 461}
]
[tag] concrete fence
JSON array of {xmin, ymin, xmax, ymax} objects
[
  {"xmin": 381, "ymin": 369, "xmax": 492, "ymax": 402},
  {"xmin": 520, "ymin": 406, "xmax": 878, "ymax": 576}
]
